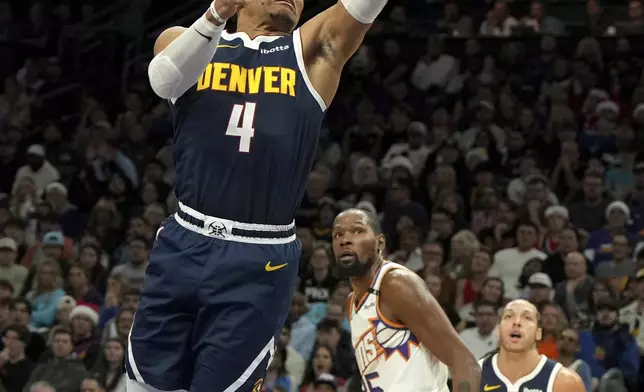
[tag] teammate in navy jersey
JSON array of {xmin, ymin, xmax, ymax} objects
[
  {"xmin": 125, "ymin": 0, "xmax": 391, "ymax": 391},
  {"xmin": 480, "ymin": 300, "xmax": 585, "ymax": 392}
]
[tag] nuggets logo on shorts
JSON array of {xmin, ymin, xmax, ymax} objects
[{"xmin": 252, "ymin": 378, "xmax": 263, "ymax": 392}]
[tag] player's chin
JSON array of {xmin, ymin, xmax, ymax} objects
[{"xmin": 269, "ymin": 8, "xmax": 297, "ymax": 31}]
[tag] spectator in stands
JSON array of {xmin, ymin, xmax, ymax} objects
[
  {"xmin": 538, "ymin": 302, "xmax": 567, "ymax": 360},
  {"xmin": 42, "ymin": 182, "xmax": 84, "ymax": 239},
  {"xmin": 91, "ymin": 338, "xmax": 126, "ymax": 392},
  {"xmin": 100, "ymin": 307, "xmax": 133, "ymax": 344},
  {"xmin": 543, "ymin": 227, "xmax": 582, "ymax": 286},
  {"xmin": 0, "ymin": 237, "xmax": 27, "ymax": 296},
  {"xmin": 586, "ymin": 202, "xmax": 632, "ymax": 265},
  {"xmin": 300, "ymin": 345, "xmax": 343, "ymax": 392},
  {"xmin": 455, "ymin": 248, "xmax": 492, "ymax": 310},
  {"xmin": 69, "ymin": 305, "xmax": 100, "ymax": 369},
  {"xmin": 554, "ymin": 251, "xmax": 594, "ymax": 323},
  {"xmin": 67, "ymin": 265, "xmax": 102, "ymax": 309},
  {"xmin": 491, "ymin": 222, "xmax": 546, "ymax": 299},
  {"xmin": 24, "ymin": 327, "xmax": 87, "ymax": 392},
  {"xmin": 579, "ymin": 297, "xmax": 640, "ymax": 389},
  {"xmin": 25, "ymin": 259, "xmax": 65, "ymax": 329},
  {"xmin": 0, "ymin": 325, "xmax": 35, "ymax": 392},
  {"xmin": 526, "ymin": 273, "xmax": 554, "ymax": 305},
  {"xmin": 279, "ymin": 324, "xmax": 306, "ymax": 387},
  {"xmin": 109, "ymin": 237, "xmax": 149, "ymax": 291},
  {"xmin": 299, "ymin": 243, "xmax": 338, "ymax": 304},
  {"xmin": 557, "ymin": 327, "xmax": 593, "ymax": 392},
  {"xmin": 315, "ymin": 319, "xmax": 353, "ymax": 379},
  {"xmin": 12, "ymin": 145, "xmax": 60, "ymax": 195},
  {"xmin": 288, "ymin": 292, "xmax": 316, "ymax": 363},
  {"xmin": 458, "ymin": 300, "xmax": 499, "ymax": 360}
]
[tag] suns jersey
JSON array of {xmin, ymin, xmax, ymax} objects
[
  {"xmin": 349, "ymin": 262, "xmax": 449, "ymax": 392},
  {"xmin": 479, "ymin": 353, "xmax": 562, "ymax": 392}
]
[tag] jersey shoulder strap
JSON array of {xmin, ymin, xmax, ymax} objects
[{"xmin": 371, "ymin": 262, "xmax": 405, "ymax": 292}]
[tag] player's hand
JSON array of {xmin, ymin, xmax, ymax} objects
[{"xmin": 210, "ymin": 0, "xmax": 251, "ymax": 21}]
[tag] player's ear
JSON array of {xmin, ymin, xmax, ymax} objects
[
  {"xmin": 536, "ymin": 327, "xmax": 543, "ymax": 342},
  {"xmin": 376, "ymin": 233, "xmax": 386, "ymax": 255}
]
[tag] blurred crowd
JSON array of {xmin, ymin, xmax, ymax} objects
[{"xmin": 3, "ymin": 0, "xmax": 644, "ymax": 392}]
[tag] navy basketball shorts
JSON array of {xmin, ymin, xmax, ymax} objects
[{"xmin": 126, "ymin": 202, "xmax": 300, "ymax": 392}]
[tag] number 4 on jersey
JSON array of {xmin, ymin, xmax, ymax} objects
[{"xmin": 226, "ymin": 102, "xmax": 257, "ymax": 153}]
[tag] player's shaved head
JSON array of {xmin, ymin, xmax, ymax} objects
[
  {"xmin": 334, "ymin": 208, "xmax": 382, "ymax": 235},
  {"xmin": 503, "ymin": 299, "xmax": 540, "ymax": 319},
  {"xmin": 332, "ymin": 209, "xmax": 385, "ymax": 279}
]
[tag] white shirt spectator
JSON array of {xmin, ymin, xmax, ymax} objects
[
  {"xmin": 490, "ymin": 247, "xmax": 547, "ymax": 299},
  {"xmin": 459, "ymin": 327, "xmax": 499, "ymax": 360},
  {"xmin": 13, "ymin": 145, "xmax": 60, "ymax": 194}
]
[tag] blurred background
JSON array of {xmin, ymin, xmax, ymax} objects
[{"xmin": 3, "ymin": 0, "xmax": 644, "ymax": 392}]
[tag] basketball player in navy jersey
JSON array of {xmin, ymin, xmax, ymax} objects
[
  {"xmin": 480, "ymin": 300, "xmax": 585, "ymax": 392},
  {"xmin": 332, "ymin": 209, "xmax": 481, "ymax": 392},
  {"xmin": 126, "ymin": 0, "xmax": 392, "ymax": 392}
]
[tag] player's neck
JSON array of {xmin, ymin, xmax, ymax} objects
[
  {"xmin": 497, "ymin": 349, "xmax": 542, "ymax": 382},
  {"xmin": 350, "ymin": 259, "xmax": 386, "ymax": 296},
  {"xmin": 235, "ymin": 18, "xmax": 289, "ymax": 39}
]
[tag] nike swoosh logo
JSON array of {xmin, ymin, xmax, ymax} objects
[
  {"xmin": 484, "ymin": 385, "xmax": 501, "ymax": 392},
  {"xmin": 217, "ymin": 44, "xmax": 240, "ymax": 49},
  {"xmin": 193, "ymin": 28, "xmax": 212, "ymax": 42},
  {"xmin": 265, "ymin": 262, "xmax": 288, "ymax": 272}
]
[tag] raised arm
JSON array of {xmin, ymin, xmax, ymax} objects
[
  {"xmin": 148, "ymin": 0, "xmax": 247, "ymax": 100},
  {"xmin": 299, "ymin": 0, "xmax": 387, "ymax": 106},
  {"xmin": 380, "ymin": 269, "xmax": 481, "ymax": 392}
]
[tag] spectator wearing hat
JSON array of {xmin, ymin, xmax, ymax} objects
[
  {"xmin": 526, "ymin": 272, "xmax": 554, "ymax": 304},
  {"xmin": 578, "ymin": 297, "xmax": 640, "ymax": 389},
  {"xmin": 0, "ymin": 324, "xmax": 35, "ymax": 392},
  {"xmin": 542, "ymin": 205, "xmax": 571, "ymax": 255},
  {"xmin": 53, "ymin": 295, "xmax": 77, "ymax": 330},
  {"xmin": 554, "ymin": 251, "xmax": 594, "ymax": 322},
  {"xmin": 21, "ymin": 230, "xmax": 74, "ymax": 273},
  {"xmin": 24, "ymin": 327, "xmax": 88, "ymax": 392},
  {"xmin": 12, "ymin": 144, "xmax": 60, "ymax": 195},
  {"xmin": 69, "ymin": 305, "xmax": 101, "ymax": 370},
  {"xmin": 0, "ymin": 237, "xmax": 28, "ymax": 296},
  {"xmin": 542, "ymin": 227, "xmax": 582, "ymax": 286},
  {"xmin": 42, "ymin": 182, "xmax": 84, "ymax": 239},
  {"xmin": 584, "ymin": 201, "xmax": 634, "ymax": 265},
  {"xmin": 312, "ymin": 373, "xmax": 337, "ymax": 392},
  {"xmin": 619, "ymin": 269, "xmax": 644, "ymax": 388}
]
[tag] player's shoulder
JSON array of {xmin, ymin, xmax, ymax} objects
[
  {"xmin": 552, "ymin": 365, "xmax": 585, "ymax": 392},
  {"xmin": 380, "ymin": 264, "xmax": 422, "ymax": 291}
]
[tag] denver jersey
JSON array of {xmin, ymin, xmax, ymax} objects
[
  {"xmin": 479, "ymin": 354, "xmax": 562, "ymax": 392},
  {"xmin": 169, "ymin": 29, "xmax": 325, "ymax": 224},
  {"xmin": 349, "ymin": 262, "xmax": 449, "ymax": 392}
]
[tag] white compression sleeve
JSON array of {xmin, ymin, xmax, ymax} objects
[
  {"xmin": 340, "ymin": 0, "xmax": 387, "ymax": 24},
  {"xmin": 148, "ymin": 11, "xmax": 225, "ymax": 100}
]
